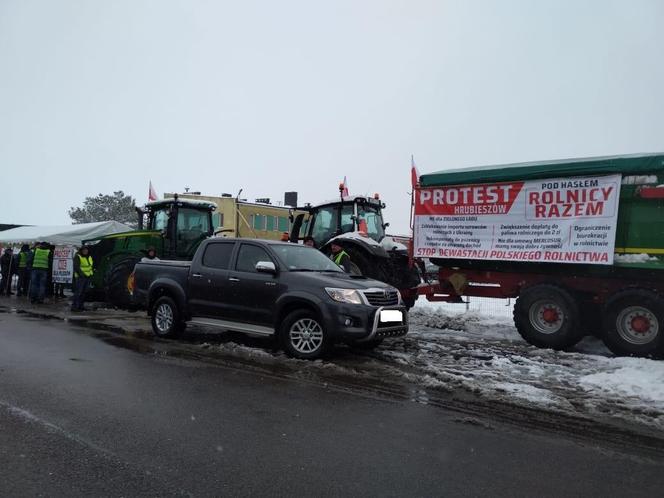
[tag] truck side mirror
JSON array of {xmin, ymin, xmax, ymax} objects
[{"xmin": 255, "ymin": 261, "xmax": 277, "ymax": 274}]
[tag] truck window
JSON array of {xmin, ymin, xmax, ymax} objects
[
  {"xmin": 235, "ymin": 245, "xmax": 274, "ymax": 273},
  {"xmin": 202, "ymin": 243, "xmax": 234, "ymax": 270}
]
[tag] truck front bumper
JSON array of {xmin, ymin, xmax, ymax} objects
[{"xmin": 320, "ymin": 303, "xmax": 409, "ymax": 342}]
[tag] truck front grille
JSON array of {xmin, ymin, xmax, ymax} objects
[{"xmin": 362, "ymin": 289, "xmax": 399, "ymax": 306}]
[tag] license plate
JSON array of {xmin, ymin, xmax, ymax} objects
[{"xmin": 380, "ymin": 310, "xmax": 403, "ymax": 323}]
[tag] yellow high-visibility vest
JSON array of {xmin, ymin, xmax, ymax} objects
[
  {"xmin": 32, "ymin": 248, "xmax": 50, "ymax": 269},
  {"xmin": 78, "ymin": 254, "xmax": 94, "ymax": 277}
]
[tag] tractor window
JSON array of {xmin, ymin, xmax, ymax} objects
[
  {"xmin": 176, "ymin": 208, "xmax": 211, "ymax": 258},
  {"xmin": 311, "ymin": 206, "xmax": 336, "ymax": 245},
  {"xmin": 310, "ymin": 204, "xmax": 354, "ymax": 245},
  {"xmin": 152, "ymin": 209, "xmax": 169, "ymax": 231},
  {"xmin": 357, "ymin": 204, "xmax": 385, "ymax": 242},
  {"xmin": 177, "ymin": 208, "xmax": 211, "ymax": 233}
]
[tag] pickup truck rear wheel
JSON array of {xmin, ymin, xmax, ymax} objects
[
  {"xmin": 280, "ymin": 309, "xmax": 329, "ymax": 360},
  {"xmin": 151, "ymin": 296, "xmax": 185, "ymax": 338},
  {"xmin": 602, "ymin": 290, "xmax": 664, "ymax": 357},
  {"xmin": 513, "ymin": 284, "xmax": 582, "ymax": 350}
]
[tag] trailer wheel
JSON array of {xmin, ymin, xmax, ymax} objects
[
  {"xmin": 602, "ymin": 290, "xmax": 664, "ymax": 357},
  {"xmin": 513, "ymin": 284, "xmax": 582, "ymax": 349}
]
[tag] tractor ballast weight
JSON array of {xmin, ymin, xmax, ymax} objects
[{"xmin": 83, "ymin": 195, "xmax": 217, "ymax": 308}]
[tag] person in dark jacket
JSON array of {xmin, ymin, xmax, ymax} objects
[
  {"xmin": 0, "ymin": 248, "xmax": 14, "ymax": 295},
  {"xmin": 16, "ymin": 244, "xmax": 32, "ymax": 296},
  {"xmin": 303, "ymin": 236, "xmax": 316, "ymax": 248},
  {"xmin": 71, "ymin": 245, "xmax": 94, "ymax": 312}
]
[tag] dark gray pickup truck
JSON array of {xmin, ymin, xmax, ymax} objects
[{"xmin": 131, "ymin": 238, "xmax": 408, "ymax": 359}]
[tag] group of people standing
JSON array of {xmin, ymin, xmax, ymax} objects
[
  {"xmin": 0, "ymin": 242, "xmax": 51, "ymax": 301},
  {"xmin": 0, "ymin": 243, "xmax": 94, "ymax": 312}
]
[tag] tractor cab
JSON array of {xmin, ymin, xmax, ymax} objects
[
  {"xmin": 137, "ymin": 196, "xmax": 217, "ymax": 259},
  {"xmin": 291, "ymin": 195, "xmax": 388, "ymax": 248},
  {"xmin": 84, "ymin": 195, "xmax": 216, "ymax": 308}
]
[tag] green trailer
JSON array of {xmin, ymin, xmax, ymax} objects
[
  {"xmin": 83, "ymin": 196, "xmax": 217, "ymax": 308},
  {"xmin": 413, "ymin": 153, "xmax": 664, "ymax": 357}
]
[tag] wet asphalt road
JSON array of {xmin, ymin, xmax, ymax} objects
[{"xmin": 1, "ymin": 313, "xmax": 663, "ymax": 497}]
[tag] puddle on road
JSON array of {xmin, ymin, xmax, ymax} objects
[{"xmin": 99, "ymin": 335, "xmax": 160, "ymax": 355}]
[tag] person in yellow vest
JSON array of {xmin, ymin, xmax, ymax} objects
[
  {"xmin": 30, "ymin": 241, "xmax": 51, "ymax": 304},
  {"xmin": 329, "ymin": 241, "xmax": 353, "ymax": 273},
  {"xmin": 71, "ymin": 245, "xmax": 94, "ymax": 312}
]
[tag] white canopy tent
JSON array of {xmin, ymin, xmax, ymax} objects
[{"xmin": 0, "ymin": 221, "xmax": 131, "ymax": 247}]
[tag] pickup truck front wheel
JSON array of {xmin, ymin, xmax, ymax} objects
[
  {"xmin": 281, "ymin": 310, "xmax": 329, "ymax": 360},
  {"xmin": 151, "ymin": 296, "xmax": 185, "ymax": 338}
]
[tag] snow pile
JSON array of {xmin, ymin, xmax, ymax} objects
[
  {"xmin": 614, "ymin": 253, "xmax": 658, "ymax": 264},
  {"xmin": 579, "ymin": 360, "xmax": 664, "ymax": 410}
]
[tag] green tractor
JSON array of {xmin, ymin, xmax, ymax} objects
[
  {"xmin": 289, "ymin": 190, "xmax": 421, "ymax": 307},
  {"xmin": 83, "ymin": 195, "xmax": 217, "ymax": 307}
]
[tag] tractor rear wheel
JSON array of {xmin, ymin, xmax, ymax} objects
[
  {"xmin": 106, "ymin": 256, "xmax": 140, "ymax": 309},
  {"xmin": 344, "ymin": 246, "xmax": 388, "ymax": 282}
]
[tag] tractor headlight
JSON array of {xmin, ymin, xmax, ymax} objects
[{"xmin": 325, "ymin": 288, "xmax": 364, "ymax": 305}]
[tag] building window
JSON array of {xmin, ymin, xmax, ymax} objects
[
  {"xmin": 253, "ymin": 214, "xmax": 266, "ymax": 231},
  {"xmin": 266, "ymin": 216, "xmax": 275, "ymax": 231},
  {"xmin": 278, "ymin": 216, "xmax": 288, "ymax": 232}
]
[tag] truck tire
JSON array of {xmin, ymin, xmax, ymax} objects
[
  {"xmin": 280, "ymin": 309, "xmax": 329, "ymax": 360},
  {"xmin": 513, "ymin": 284, "xmax": 582, "ymax": 350},
  {"xmin": 602, "ymin": 289, "xmax": 664, "ymax": 357},
  {"xmin": 107, "ymin": 256, "xmax": 140, "ymax": 309},
  {"xmin": 151, "ymin": 296, "xmax": 185, "ymax": 338}
]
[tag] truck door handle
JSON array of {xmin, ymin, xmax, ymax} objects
[
  {"xmin": 229, "ymin": 277, "xmax": 240, "ymax": 282},
  {"xmin": 192, "ymin": 273, "xmax": 203, "ymax": 278}
]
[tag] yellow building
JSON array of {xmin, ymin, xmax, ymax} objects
[{"xmin": 165, "ymin": 192, "xmax": 303, "ymax": 241}]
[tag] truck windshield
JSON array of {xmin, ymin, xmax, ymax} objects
[
  {"xmin": 271, "ymin": 244, "xmax": 343, "ymax": 272},
  {"xmin": 357, "ymin": 204, "xmax": 385, "ymax": 242}
]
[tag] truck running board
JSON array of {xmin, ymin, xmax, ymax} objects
[{"xmin": 190, "ymin": 318, "xmax": 274, "ymax": 336}]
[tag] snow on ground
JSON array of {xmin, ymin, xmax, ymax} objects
[
  {"xmin": 378, "ymin": 300, "xmax": 664, "ymax": 430},
  {"xmin": 195, "ymin": 298, "xmax": 664, "ymax": 432}
]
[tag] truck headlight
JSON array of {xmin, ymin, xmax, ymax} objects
[{"xmin": 325, "ymin": 288, "xmax": 364, "ymax": 305}]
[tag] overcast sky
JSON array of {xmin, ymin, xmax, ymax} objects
[{"xmin": 1, "ymin": 0, "xmax": 663, "ymax": 233}]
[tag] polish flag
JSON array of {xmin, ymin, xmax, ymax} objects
[
  {"xmin": 411, "ymin": 156, "xmax": 419, "ymax": 189},
  {"xmin": 148, "ymin": 181, "xmax": 158, "ymax": 201},
  {"xmin": 341, "ymin": 176, "xmax": 349, "ymax": 197}
]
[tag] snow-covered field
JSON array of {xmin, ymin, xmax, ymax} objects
[{"xmin": 198, "ymin": 299, "xmax": 664, "ymax": 433}]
